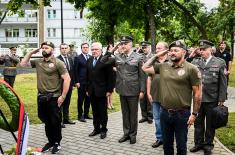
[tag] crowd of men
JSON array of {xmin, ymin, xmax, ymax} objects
[{"xmin": 0, "ymin": 36, "xmax": 232, "ymax": 154}]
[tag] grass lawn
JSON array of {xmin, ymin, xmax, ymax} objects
[
  {"xmin": 0, "ymin": 73, "xmax": 121, "ymax": 124},
  {"xmin": 216, "ymin": 59, "xmax": 235, "ymax": 153}
]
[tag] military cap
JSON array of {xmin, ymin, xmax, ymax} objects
[
  {"xmin": 169, "ymin": 40, "xmax": 187, "ymax": 51},
  {"xmin": 120, "ymin": 35, "xmax": 133, "ymax": 43},
  {"xmin": 41, "ymin": 41, "xmax": 55, "ymax": 48},
  {"xmin": 141, "ymin": 41, "xmax": 151, "ymax": 47},
  {"xmin": 199, "ymin": 40, "xmax": 214, "ymax": 48}
]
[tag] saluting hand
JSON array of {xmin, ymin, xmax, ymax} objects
[{"xmin": 31, "ymin": 48, "xmax": 40, "ymax": 54}]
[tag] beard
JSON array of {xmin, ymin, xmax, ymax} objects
[
  {"xmin": 42, "ymin": 51, "xmax": 52, "ymax": 58},
  {"xmin": 170, "ymin": 56, "xmax": 181, "ymax": 62}
]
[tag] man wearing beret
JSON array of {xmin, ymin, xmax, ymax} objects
[
  {"xmin": 142, "ymin": 40, "xmax": 202, "ymax": 155},
  {"xmin": 101, "ymin": 35, "xmax": 146, "ymax": 144},
  {"xmin": 0, "ymin": 47, "xmax": 20, "ymax": 87},
  {"xmin": 20, "ymin": 41, "xmax": 71, "ymax": 154},
  {"xmin": 139, "ymin": 41, "xmax": 153, "ymax": 124},
  {"xmin": 190, "ymin": 40, "xmax": 227, "ymax": 155}
]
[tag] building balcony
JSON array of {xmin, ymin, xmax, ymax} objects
[
  {"xmin": 0, "ymin": 37, "xmax": 38, "ymax": 44},
  {"xmin": 2, "ymin": 17, "xmax": 38, "ymax": 24}
]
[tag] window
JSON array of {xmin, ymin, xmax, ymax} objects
[
  {"xmin": 25, "ymin": 29, "xmax": 37, "ymax": 37},
  {"xmin": 47, "ymin": 28, "xmax": 51, "ymax": 37},
  {"xmin": 5, "ymin": 28, "xmax": 19, "ymax": 37},
  {"xmin": 74, "ymin": 28, "xmax": 79, "ymax": 37},
  {"xmin": 52, "ymin": 28, "xmax": 56, "ymax": 37},
  {"xmin": 47, "ymin": 28, "xmax": 56, "ymax": 37},
  {"xmin": 48, "ymin": 10, "xmax": 56, "ymax": 19},
  {"xmin": 74, "ymin": 11, "xmax": 78, "ymax": 19},
  {"xmin": 79, "ymin": 28, "xmax": 84, "ymax": 37}
]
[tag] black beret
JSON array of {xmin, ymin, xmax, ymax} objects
[
  {"xmin": 120, "ymin": 35, "xmax": 133, "ymax": 43},
  {"xmin": 169, "ymin": 40, "xmax": 187, "ymax": 51},
  {"xmin": 199, "ymin": 40, "xmax": 214, "ymax": 48},
  {"xmin": 141, "ymin": 41, "xmax": 151, "ymax": 46},
  {"xmin": 41, "ymin": 41, "xmax": 55, "ymax": 48}
]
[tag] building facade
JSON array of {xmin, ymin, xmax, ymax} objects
[{"xmin": 0, "ymin": 0, "xmax": 89, "ymax": 55}]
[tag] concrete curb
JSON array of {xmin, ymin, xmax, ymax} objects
[{"xmin": 214, "ymin": 137, "xmax": 235, "ymax": 155}]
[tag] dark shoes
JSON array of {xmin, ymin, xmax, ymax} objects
[
  {"xmin": 78, "ymin": 116, "xmax": 86, "ymax": 122},
  {"xmin": 139, "ymin": 118, "xmax": 148, "ymax": 123},
  {"xmin": 63, "ymin": 119, "xmax": 75, "ymax": 124},
  {"xmin": 61, "ymin": 123, "xmax": 65, "ymax": 128},
  {"xmin": 51, "ymin": 143, "xmax": 61, "ymax": 154},
  {"xmin": 190, "ymin": 145, "xmax": 204, "ymax": 152},
  {"xmin": 118, "ymin": 136, "xmax": 130, "ymax": 143},
  {"xmin": 204, "ymin": 146, "xmax": 212, "ymax": 155},
  {"xmin": 89, "ymin": 130, "xmax": 100, "ymax": 137},
  {"xmin": 100, "ymin": 132, "xmax": 107, "ymax": 139},
  {"xmin": 152, "ymin": 140, "xmax": 163, "ymax": 148},
  {"xmin": 130, "ymin": 138, "xmax": 136, "ymax": 144},
  {"xmin": 42, "ymin": 143, "xmax": 53, "ymax": 152},
  {"xmin": 84, "ymin": 115, "xmax": 93, "ymax": 119},
  {"xmin": 147, "ymin": 119, "xmax": 153, "ymax": 124}
]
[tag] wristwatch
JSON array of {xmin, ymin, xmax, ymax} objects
[{"xmin": 192, "ymin": 112, "xmax": 198, "ymax": 117}]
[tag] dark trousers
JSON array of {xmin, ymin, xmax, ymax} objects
[
  {"xmin": 37, "ymin": 97, "xmax": 62, "ymax": 145},
  {"xmin": 120, "ymin": 95, "xmax": 139, "ymax": 139},
  {"xmin": 194, "ymin": 102, "xmax": 217, "ymax": 148},
  {"xmin": 77, "ymin": 84, "xmax": 90, "ymax": 118},
  {"xmin": 160, "ymin": 108, "xmax": 190, "ymax": 155},
  {"xmin": 4, "ymin": 75, "xmax": 16, "ymax": 88},
  {"xmin": 139, "ymin": 93, "xmax": 152, "ymax": 120},
  {"xmin": 90, "ymin": 94, "xmax": 108, "ymax": 133},
  {"xmin": 61, "ymin": 87, "xmax": 72, "ymax": 121}
]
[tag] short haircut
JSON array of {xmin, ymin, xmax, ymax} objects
[
  {"xmin": 81, "ymin": 42, "xmax": 89, "ymax": 48},
  {"xmin": 92, "ymin": 42, "xmax": 102, "ymax": 50},
  {"xmin": 60, "ymin": 43, "xmax": 68, "ymax": 49},
  {"xmin": 157, "ymin": 41, "xmax": 169, "ymax": 49}
]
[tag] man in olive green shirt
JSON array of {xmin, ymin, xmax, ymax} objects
[
  {"xmin": 142, "ymin": 40, "xmax": 202, "ymax": 155},
  {"xmin": 20, "ymin": 41, "xmax": 71, "ymax": 154}
]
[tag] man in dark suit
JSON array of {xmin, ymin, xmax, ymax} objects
[
  {"xmin": 74, "ymin": 42, "xmax": 92, "ymax": 122},
  {"xmin": 87, "ymin": 42, "xmax": 114, "ymax": 139},
  {"xmin": 57, "ymin": 43, "xmax": 75, "ymax": 126}
]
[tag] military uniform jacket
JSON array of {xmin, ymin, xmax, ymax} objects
[
  {"xmin": 101, "ymin": 51, "xmax": 146, "ymax": 96},
  {"xmin": 192, "ymin": 56, "xmax": 227, "ymax": 102},
  {"xmin": 0, "ymin": 54, "xmax": 20, "ymax": 76}
]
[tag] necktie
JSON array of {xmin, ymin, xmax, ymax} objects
[
  {"xmin": 86, "ymin": 54, "xmax": 89, "ymax": 61},
  {"xmin": 93, "ymin": 58, "xmax": 97, "ymax": 67},
  {"xmin": 64, "ymin": 56, "xmax": 70, "ymax": 71}
]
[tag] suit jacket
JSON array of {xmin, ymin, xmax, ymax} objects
[
  {"xmin": 192, "ymin": 56, "xmax": 227, "ymax": 102},
  {"xmin": 57, "ymin": 55, "xmax": 75, "ymax": 87},
  {"xmin": 87, "ymin": 55, "xmax": 114, "ymax": 97},
  {"xmin": 74, "ymin": 54, "xmax": 90, "ymax": 85}
]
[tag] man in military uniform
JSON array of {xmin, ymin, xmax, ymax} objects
[
  {"xmin": 139, "ymin": 41, "xmax": 153, "ymax": 124},
  {"xmin": 190, "ymin": 40, "xmax": 227, "ymax": 155},
  {"xmin": 142, "ymin": 40, "xmax": 202, "ymax": 155},
  {"xmin": 101, "ymin": 35, "xmax": 146, "ymax": 144},
  {"xmin": 0, "ymin": 47, "xmax": 20, "ymax": 87},
  {"xmin": 20, "ymin": 41, "xmax": 71, "ymax": 154}
]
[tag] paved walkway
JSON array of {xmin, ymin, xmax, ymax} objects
[{"xmin": 0, "ymin": 88, "xmax": 235, "ymax": 155}]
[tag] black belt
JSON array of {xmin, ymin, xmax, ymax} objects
[{"xmin": 162, "ymin": 107, "xmax": 190, "ymax": 113}]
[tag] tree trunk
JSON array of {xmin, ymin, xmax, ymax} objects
[{"xmin": 147, "ymin": 1, "xmax": 156, "ymax": 53}]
